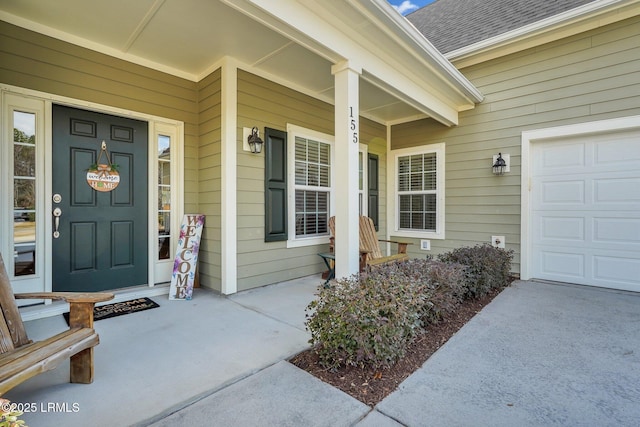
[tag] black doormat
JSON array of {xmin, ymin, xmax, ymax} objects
[{"xmin": 63, "ymin": 297, "xmax": 160, "ymax": 324}]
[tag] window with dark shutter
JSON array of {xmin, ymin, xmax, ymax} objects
[
  {"xmin": 264, "ymin": 128, "xmax": 287, "ymax": 242},
  {"xmin": 368, "ymin": 153, "xmax": 379, "ymax": 231}
]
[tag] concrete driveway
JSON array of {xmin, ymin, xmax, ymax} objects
[{"xmin": 374, "ymin": 280, "xmax": 640, "ymax": 426}]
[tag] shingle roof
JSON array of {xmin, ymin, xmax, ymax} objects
[{"xmin": 407, "ymin": 0, "xmax": 596, "ymax": 53}]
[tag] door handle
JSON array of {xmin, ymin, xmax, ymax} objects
[{"xmin": 53, "ymin": 207, "xmax": 62, "ymax": 238}]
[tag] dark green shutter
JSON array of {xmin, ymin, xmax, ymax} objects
[
  {"xmin": 264, "ymin": 128, "xmax": 288, "ymax": 241},
  {"xmin": 368, "ymin": 153, "xmax": 379, "ymax": 231}
]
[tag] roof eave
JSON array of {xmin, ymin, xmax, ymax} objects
[
  {"xmin": 447, "ymin": 0, "xmax": 640, "ymax": 68},
  {"xmin": 360, "ymin": 0, "xmax": 484, "ymax": 105}
]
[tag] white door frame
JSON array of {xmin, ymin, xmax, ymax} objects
[
  {"xmin": 1, "ymin": 84, "xmax": 184, "ymax": 317},
  {"xmin": 520, "ymin": 115, "xmax": 640, "ymax": 280}
]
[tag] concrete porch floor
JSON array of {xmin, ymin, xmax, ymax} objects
[{"xmin": 6, "ymin": 275, "xmax": 322, "ymax": 426}]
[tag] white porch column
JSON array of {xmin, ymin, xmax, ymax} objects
[
  {"xmin": 220, "ymin": 58, "xmax": 238, "ymax": 294},
  {"xmin": 332, "ymin": 61, "xmax": 361, "ymax": 278}
]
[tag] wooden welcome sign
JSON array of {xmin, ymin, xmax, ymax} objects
[
  {"xmin": 169, "ymin": 214, "xmax": 205, "ymax": 300},
  {"xmin": 87, "ymin": 141, "xmax": 120, "ymax": 192}
]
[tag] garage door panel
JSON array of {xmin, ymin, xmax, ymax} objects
[
  {"xmin": 538, "ymin": 216, "xmax": 584, "ymax": 242},
  {"xmin": 594, "ymin": 133, "xmax": 640, "ymax": 165},
  {"xmin": 593, "ymin": 217, "xmax": 640, "ymax": 245},
  {"xmin": 593, "ymin": 255, "xmax": 640, "ymax": 286},
  {"xmin": 538, "ymin": 250, "xmax": 585, "ymax": 280},
  {"xmin": 535, "ymin": 143, "xmax": 585, "ymax": 173},
  {"xmin": 594, "ymin": 178, "xmax": 640, "ymax": 204},
  {"xmin": 537, "ymin": 180, "xmax": 585, "ymax": 206}
]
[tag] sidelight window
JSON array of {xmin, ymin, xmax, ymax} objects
[{"xmin": 13, "ymin": 111, "xmax": 37, "ymax": 276}]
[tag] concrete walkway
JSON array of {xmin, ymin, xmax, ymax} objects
[{"xmin": 7, "ymin": 279, "xmax": 640, "ymax": 426}]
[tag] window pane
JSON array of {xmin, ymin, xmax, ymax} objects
[
  {"xmin": 295, "ymin": 137, "xmax": 306, "ymax": 161},
  {"xmin": 158, "ymin": 212, "xmax": 171, "ymax": 236},
  {"xmin": 424, "ymin": 171, "xmax": 436, "ymax": 190},
  {"xmin": 157, "ymin": 133, "xmax": 172, "ymax": 261},
  {"xmin": 398, "ymin": 156, "xmax": 410, "ymax": 174},
  {"xmin": 295, "ymin": 190, "xmax": 329, "ymax": 237},
  {"xmin": 317, "ymin": 213, "xmax": 328, "ymax": 234},
  {"xmin": 411, "ymin": 194, "xmax": 423, "ymax": 211},
  {"xmin": 158, "ymin": 135, "xmax": 170, "ymax": 156},
  {"xmin": 399, "ymin": 211, "xmax": 410, "ymax": 229},
  {"xmin": 295, "ymin": 161, "xmax": 306, "ymax": 185},
  {"xmin": 308, "ymin": 163, "xmax": 319, "ymax": 186},
  {"xmin": 13, "ymin": 112, "xmax": 36, "ymax": 144},
  {"xmin": 295, "ymin": 191, "xmax": 305, "ymax": 212},
  {"xmin": 13, "ymin": 111, "xmax": 37, "ymax": 276},
  {"xmin": 425, "ymin": 194, "xmax": 437, "ymax": 212},
  {"xmin": 398, "ymin": 193, "xmax": 436, "ymax": 232},
  {"xmin": 424, "ymin": 153, "xmax": 436, "ymax": 171},
  {"xmin": 308, "ymin": 140, "xmax": 319, "ymax": 163},
  {"xmin": 319, "ymin": 165, "xmax": 330, "ymax": 187},
  {"xmin": 14, "ymin": 145, "xmax": 36, "ymax": 177},
  {"xmin": 14, "ymin": 218, "xmax": 36, "ymax": 276},
  {"xmin": 14, "ymin": 179, "xmax": 35, "ymax": 210},
  {"xmin": 319, "ymin": 143, "xmax": 330, "ymax": 165},
  {"xmin": 158, "ymin": 160, "xmax": 170, "ymax": 185},
  {"xmin": 158, "ymin": 237, "xmax": 171, "ymax": 260},
  {"xmin": 410, "ymin": 172, "xmax": 422, "ymax": 191},
  {"xmin": 295, "ymin": 137, "xmax": 330, "ymax": 189},
  {"xmin": 359, "ymin": 152, "xmax": 364, "ymax": 191},
  {"xmin": 295, "ymin": 213, "xmax": 304, "ymax": 235},
  {"xmin": 158, "ymin": 188, "xmax": 171, "ymax": 210}
]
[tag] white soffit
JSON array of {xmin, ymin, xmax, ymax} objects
[{"xmin": 0, "ymin": 0, "xmax": 482, "ymax": 125}]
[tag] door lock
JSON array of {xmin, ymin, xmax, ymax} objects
[{"xmin": 53, "ymin": 207, "xmax": 62, "ymax": 238}]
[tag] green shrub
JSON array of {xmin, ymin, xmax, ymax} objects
[
  {"xmin": 305, "ymin": 259, "xmax": 465, "ymax": 370},
  {"xmin": 437, "ymin": 244, "xmax": 513, "ymax": 298}
]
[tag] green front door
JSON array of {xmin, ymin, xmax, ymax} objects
[{"xmin": 52, "ymin": 105, "xmax": 148, "ymax": 292}]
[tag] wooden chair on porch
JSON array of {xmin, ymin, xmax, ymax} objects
[
  {"xmin": 0, "ymin": 253, "xmax": 113, "ymax": 394},
  {"xmin": 327, "ymin": 216, "xmax": 411, "ymax": 271}
]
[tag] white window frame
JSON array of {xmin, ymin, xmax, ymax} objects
[
  {"xmin": 151, "ymin": 121, "xmax": 184, "ymax": 284},
  {"xmin": 286, "ymin": 124, "xmax": 335, "ymax": 248},
  {"xmin": 1, "ymin": 93, "xmax": 47, "ymax": 293},
  {"xmin": 390, "ymin": 143, "xmax": 445, "ymax": 240}
]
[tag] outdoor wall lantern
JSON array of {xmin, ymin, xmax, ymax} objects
[
  {"xmin": 247, "ymin": 126, "xmax": 264, "ymax": 154},
  {"xmin": 492, "ymin": 153, "xmax": 510, "ymax": 175}
]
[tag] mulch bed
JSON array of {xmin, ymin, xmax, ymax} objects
[{"xmin": 289, "ymin": 287, "xmax": 503, "ymax": 407}]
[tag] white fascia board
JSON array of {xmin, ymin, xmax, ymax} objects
[
  {"xmin": 223, "ymin": 0, "xmax": 480, "ymax": 125},
  {"xmin": 448, "ymin": 0, "xmax": 640, "ymax": 68},
  {"xmin": 351, "ymin": 0, "xmax": 483, "ymax": 104}
]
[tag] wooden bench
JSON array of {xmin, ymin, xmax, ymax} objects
[
  {"xmin": 0, "ymin": 254, "xmax": 113, "ymax": 395},
  {"xmin": 328, "ymin": 216, "xmax": 412, "ymax": 271}
]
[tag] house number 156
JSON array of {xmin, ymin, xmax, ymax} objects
[{"xmin": 349, "ymin": 107, "xmax": 358, "ymax": 144}]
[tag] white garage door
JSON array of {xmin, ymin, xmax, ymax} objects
[{"xmin": 532, "ymin": 129, "xmax": 640, "ymax": 292}]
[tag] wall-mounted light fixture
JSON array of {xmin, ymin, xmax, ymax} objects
[
  {"xmin": 247, "ymin": 126, "xmax": 264, "ymax": 154},
  {"xmin": 492, "ymin": 153, "xmax": 510, "ymax": 175}
]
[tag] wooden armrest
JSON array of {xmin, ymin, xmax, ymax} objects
[
  {"xmin": 378, "ymin": 240, "xmax": 412, "ymax": 255},
  {"xmin": 378, "ymin": 239, "xmax": 413, "ymax": 245},
  {"xmin": 16, "ymin": 292, "xmax": 113, "ymax": 329},
  {"xmin": 15, "ymin": 292, "xmax": 114, "ymax": 304}
]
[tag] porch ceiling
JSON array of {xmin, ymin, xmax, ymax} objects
[{"xmin": 0, "ymin": 0, "xmax": 481, "ymax": 125}]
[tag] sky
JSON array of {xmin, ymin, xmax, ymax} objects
[{"xmin": 387, "ymin": 0, "xmax": 436, "ymax": 15}]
